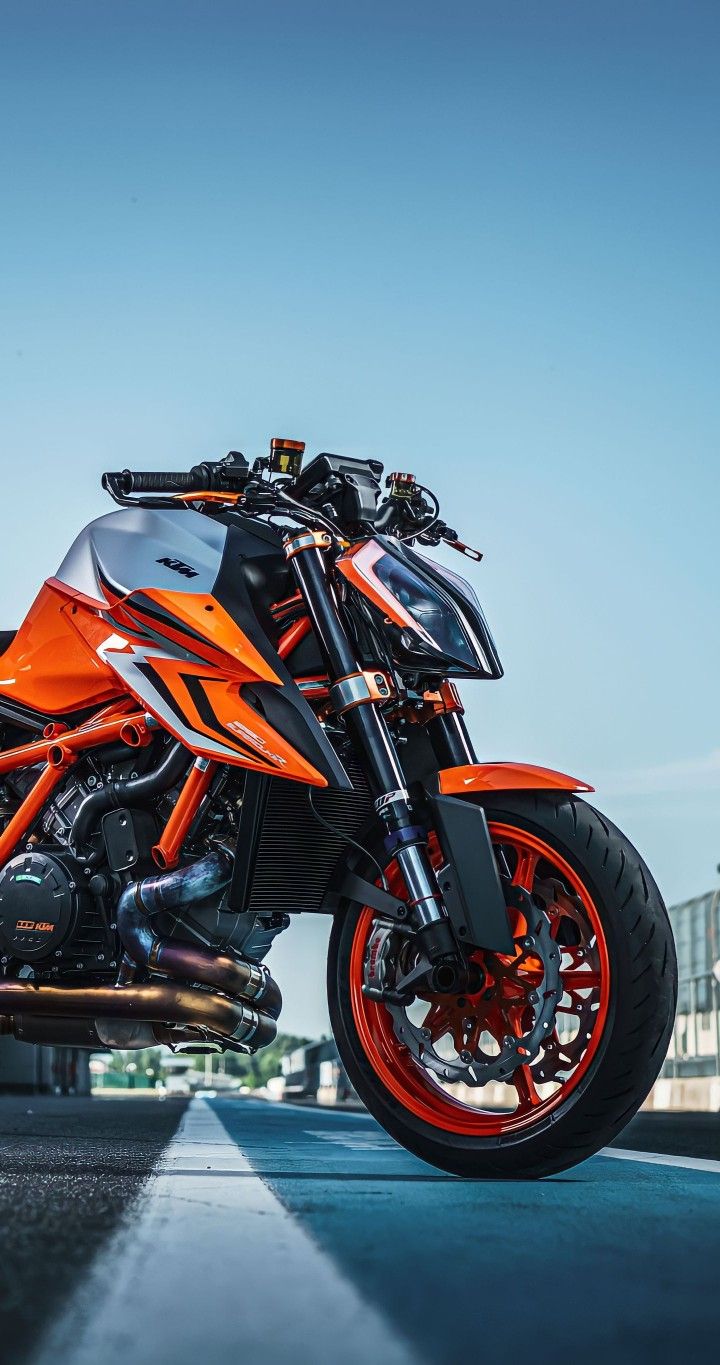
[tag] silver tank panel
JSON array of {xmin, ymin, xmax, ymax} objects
[{"xmin": 55, "ymin": 507, "xmax": 229, "ymax": 601}]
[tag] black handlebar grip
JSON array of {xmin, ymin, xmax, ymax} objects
[{"xmin": 103, "ymin": 470, "xmax": 207, "ymax": 496}]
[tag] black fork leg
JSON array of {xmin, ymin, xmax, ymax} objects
[{"xmin": 286, "ymin": 535, "xmax": 457, "ymax": 957}]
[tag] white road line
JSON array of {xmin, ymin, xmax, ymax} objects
[
  {"xmin": 602, "ymin": 1146, "xmax": 720, "ymax": 1175},
  {"xmin": 34, "ymin": 1098, "xmax": 419, "ymax": 1365}
]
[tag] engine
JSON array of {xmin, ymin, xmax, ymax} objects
[{"xmin": 0, "ymin": 747, "xmax": 289, "ymax": 983}]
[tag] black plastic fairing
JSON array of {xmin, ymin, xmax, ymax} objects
[
  {"xmin": 429, "ymin": 794, "xmax": 514, "ymax": 954},
  {"xmin": 212, "ymin": 522, "xmax": 352, "ymax": 790}
]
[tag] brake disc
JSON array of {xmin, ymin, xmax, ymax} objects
[
  {"xmin": 363, "ymin": 885, "xmax": 562, "ymax": 1088},
  {"xmin": 529, "ymin": 877, "xmax": 601, "ymax": 1084}
]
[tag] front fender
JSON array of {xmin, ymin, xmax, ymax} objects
[{"xmin": 437, "ymin": 761, "xmax": 593, "ymax": 796}]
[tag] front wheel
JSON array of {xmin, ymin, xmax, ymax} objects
[{"xmin": 328, "ymin": 793, "xmax": 677, "ymax": 1179}]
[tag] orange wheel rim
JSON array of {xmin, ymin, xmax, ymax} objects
[{"xmin": 349, "ymin": 823, "xmax": 611, "ymax": 1137}]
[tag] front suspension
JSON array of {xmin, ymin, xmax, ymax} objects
[{"xmin": 286, "ymin": 530, "xmax": 459, "ymax": 970}]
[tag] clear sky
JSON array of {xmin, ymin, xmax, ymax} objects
[{"xmin": 1, "ymin": 2, "xmax": 718, "ymax": 1035}]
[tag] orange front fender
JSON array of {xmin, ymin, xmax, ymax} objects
[{"xmin": 437, "ymin": 761, "xmax": 593, "ymax": 796}]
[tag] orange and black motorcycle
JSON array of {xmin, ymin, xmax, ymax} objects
[{"xmin": 0, "ymin": 441, "xmax": 676, "ymax": 1176}]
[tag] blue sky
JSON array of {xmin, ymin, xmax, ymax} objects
[{"xmin": 1, "ymin": 2, "xmax": 718, "ymax": 1033}]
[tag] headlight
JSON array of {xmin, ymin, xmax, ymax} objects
[
  {"xmin": 372, "ymin": 552, "xmax": 481, "ymax": 672},
  {"xmin": 337, "ymin": 538, "xmax": 503, "ymax": 678}
]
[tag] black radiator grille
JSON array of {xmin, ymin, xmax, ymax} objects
[{"xmin": 246, "ymin": 760, "xmax": 373, "ymax": 915}]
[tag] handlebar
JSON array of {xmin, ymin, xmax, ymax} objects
[{"xmin": 101, "ymin": 450, "xmax": 482, "ymax": 559}]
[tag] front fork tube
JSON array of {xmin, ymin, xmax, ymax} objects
[
  {"xmin": 286, "ymin": 537, "xmax": 454, "ymax": 954},
  {"xmin": 425, "ymin": 708, "xmax": 478, "ymax": 770}
]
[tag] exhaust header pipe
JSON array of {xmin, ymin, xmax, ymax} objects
[{"xmin": 116, "ymin": 848, "xmax": 282, "ymax": 1020}]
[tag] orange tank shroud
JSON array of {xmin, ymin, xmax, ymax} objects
[
  {"xmin": 437, "ymin": 762, "xmax": 593, "ymax": 795},
  {"xmin": 0, "ymin": 577, "xmax": 330, "ymax": 786}
]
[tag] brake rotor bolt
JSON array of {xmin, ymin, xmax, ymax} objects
[
  {"xmin": 420, "ymin": 1027, "xmax": 431, "ymax": 1040},
  {"xmin": 460, "ymin": 1050, "xmax": 473, "ymax": 1064}
]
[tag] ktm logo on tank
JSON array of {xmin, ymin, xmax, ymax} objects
[
  {"xmin": 15, "ymin": 920, "xmax": 54, "ymax": 932},
  {"xmin": 156, "ymin": 557, "xmax": 199, "ymax": 579}
]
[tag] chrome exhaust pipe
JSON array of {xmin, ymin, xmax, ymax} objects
[
  {"xmin": 0, "ymin": 980, "xmax": 277, "ymax": 1050},
  {"xmin": 116, "ymin": 849, "xmax": 282, "ymax": 1020}
]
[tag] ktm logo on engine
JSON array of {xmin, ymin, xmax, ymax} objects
[
  {"xmin": 15, "ymin": 920, "xmax": 54, "ymax": 932},
  {"xmin": 156, "ymin": 556, "xmax": 199, "ymax": 579}
]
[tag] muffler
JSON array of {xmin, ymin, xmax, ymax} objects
[{"xmin": 0, "ymin": 980, "xmax": 277, "ymax": 1050}]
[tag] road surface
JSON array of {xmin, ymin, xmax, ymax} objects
[{"xmin": 0, "ymin": 1093, "xmax": 718, "ymax": 1365}]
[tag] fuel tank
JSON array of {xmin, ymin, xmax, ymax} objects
[{"xmin": 57, "ymin": 506, "xmax": 230, "ymax": 602}]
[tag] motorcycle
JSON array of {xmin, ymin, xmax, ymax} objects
[{"xmin": 0, "ymin": 440, "xmax": 676, "ymax": 1177}]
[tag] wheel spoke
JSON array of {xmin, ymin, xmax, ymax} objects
[
  {"xmin": 513, "ymin": 1064, "xmax": 542, "ymax": 1110},
  {"xmin": 422, "ymin": 1002, "xmax": 454, "ymax": 1042},
  {"xmin": 560, "ymin": 970, "xmax": 601, "ymax": 992},
  {"xmin": 513, "ymin": 847, "xmax": 540, "ymax": 891}
]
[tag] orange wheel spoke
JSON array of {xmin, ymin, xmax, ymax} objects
[
  {"xmin": 560, "ymin": 970, "xmax": 601, "ymax": 992},
  {"xmin": 423, "ymin": 1002, "xmax": 453, "ymax": 1041},
  {"xmin": 513, "ymin": 847, "xmax": 540, "ymax": 891},
  {"xmin": 513, "ymin": 1064, "xmax": 542, "ymax": 1111}
]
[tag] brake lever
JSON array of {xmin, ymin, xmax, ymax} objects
[
  {"xmin": 442, "ymin": 532, "xmax": 483, "ymax": 562},
  {"xmin": 418, "ymin": 522, "xmax": 484, "ymax": 561}
]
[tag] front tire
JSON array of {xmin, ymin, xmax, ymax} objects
[{"xmin": 328, "ymin": 794, "xmax": 677, "ymax": 1179}]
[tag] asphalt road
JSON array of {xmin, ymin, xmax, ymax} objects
[
  {"xmin": 0, "ymin": 1094, "xmax": 718, "ymax": 1365},
  {"xmin": 0, "ymin": 1095, "xmax": 188, "ymax": 1362}
]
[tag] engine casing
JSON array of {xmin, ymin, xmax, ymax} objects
[{"xmin": 0, "ymin": 848, "xmax": 112, "ymax": 972}]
